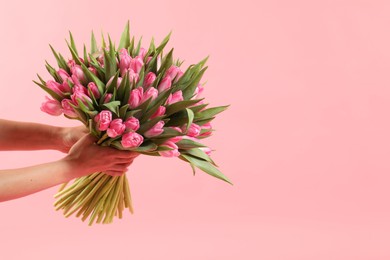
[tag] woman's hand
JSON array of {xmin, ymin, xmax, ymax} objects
[
  {"xmin": 57, "ymin": 126, "xmax": 88, "ymax": 153},
  {"xmin": 62, "ymin": 134, "xmax": 139, "ymax": 178}
]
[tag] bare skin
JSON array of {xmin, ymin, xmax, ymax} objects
[{"xmin": 0, "ymin": 119, "xmax": 138, "ymax": 202}]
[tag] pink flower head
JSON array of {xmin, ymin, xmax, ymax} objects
[
  {"xmin": 40, "ymin": 97, "xmax": 62, "ymax": 116},
  {"xmin": 158, "ymin": 141, "xmax": 180, "ymax": 157},
  {"xmin": 128, "ymin": 69, "xmax": 139, "ymax": 83},
  {"xmin": 87, "ymin": 82, "xmax": 100, "ymax": 99},
  {"xmin": 166, "ymin": 90, "xmax": 183, "ymax": 105},
  {"xmin": 46, "ymin": 80, "xmax": 65, "ymax": 96},
  {"xmin": 144, "ymin": 120, "xmax": 164, "ymax": 138},
  {"xmin": 124, "ymin": 117, "xmax": 140, "ymax": 131},
  {"xmin": 119, "ymin": 48, "xmax": 132, "ymax": 76},
  {"xmin": 61, "ymin": 99, "xmax": 78, "ymax": 118},
  {"xmin": 57, "ymin": 69, "xmax": 70, "ymax": 81},
  {"xmin": 72, "ymin": 84, "xmax": 88, "ymax": 95},
  {"xmin": 169, "ymin": 127, "xmax": 183, "ymax": 143},
  {"xmin": 142, "ymin": 87, "xmax": 158, "ymax": 103},
  {"xmin": 146, "ymin": 56, "xmax": 152, "ymax": 64},
  {"xmin": 94, "ymin": 110, "xmax": 112, "ymax": 131},
  {"xmin": 129, "ymin": 56, "xmax": 144, "ymax": 74},
  {"xmin": 107, "ymin": 118, "xmax": 126, "ymax": 138},
  {"xmin": 106, "ymin": 76, "xmax": 123, "ymax": 89},
  {"xmin": 151, "ymin": 106, "xmax": 166, "ymax": 119},
  {"xmin": 174, "ymin": 70, "xmax": 184, "ymax": 83},
  {"xmin": 71, "ymin": 90, "xmax": 92, "ymax": 106},
  {"xmin": 121, "ymin": 131, "xmax": 144, "ymax": 148},
  {"xmin": 138, "ymin": 48, "xmax": 147, "ymax": 59},
  {"xmin": 103, "ymin": 93, "xmax": 112, "ymax": 103},
  {"xmin": 128, "ymin": 87, "xmax": 144, "ymax": 109},
  {"xmin": 166, "ymin": 66, "xmax": 182, "ymax": 80},
  {"xmin": 185, "ymin": 123, "xmax": 201, "ymax": 137},
  {"xmin": 67, "ymin": 59, "xmax": 76, "ymax": 68},
  {"xmin": 194, "ymin": 84, "xmax": 204, "ymax": 98},
  {"xmin": 70, "ymin": 64, "xmax": 87, "ymax": 85},
  {"xmin": 200, "ymin": 147, "xmax": 212, "ymax": 156},
  {"xmin": 88, "ymin": 67, "xmax": 98, "ymax": 76},
  {"xmin": 157, "ymin": 76, "xmax": 172, "ymax": 93},
  {"xmin": 144, "ymin": 72, "xmax": 156, "ymax": 88},
  {"xmin": 200, "ymin": 122, "xmax": 213, "ymax": 137}
]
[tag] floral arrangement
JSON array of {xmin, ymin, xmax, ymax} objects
[{"xmin": 34, "ymin": 22, "xmax": 230, "ymax": 225}]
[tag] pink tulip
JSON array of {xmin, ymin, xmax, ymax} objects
[
  {"xmin": 128, "ymin": 87, "xmax": 144, "ymax": 109},
  {"xmin": 200, "ymin": 147, "xmax": 212, "ymax": 156},
  {"xmin": 87, "ymin": 82, "xmax": 100, "ymax": 99},
  {"xmin": 70, "ymin": 64, "xmax": 87, "ymax": 85},
  {"xmin": 57, "ymin": 69, "xmax": 70, "ymax": 81},
  {"xmin": 157, "ymin": 76, "xmax": 172, "ymax": 93},
  {"xmin": 194, "ymin": 84, "xmax": 204, "ymax": 98},
  {"xmin": 46, "ymin": 80, "xmax": 65, "ymax": 96},
  {"xmin": 142, "ymin": 87, "xmax": 158, "ymax": 103},
  {"xmin": 72, "ymin": 84, "xmax": 88, "ymax": 94},
  {"xmin": 151, "ymin": 106, "xmax": 166, "ymax": 119},
  {"xmin": 107, "ymin": 118, "xmax": 126, "ymax": 138},
  {"xmin": 88, "ymin": 67, "xmax": 98, "ymax": 76},
  {"xmin": 124, "ymin": 116, "xmax": 140, "ymax": 131},
  {"xmin": 119, "ymin": 48, "xmax": 132, "ymax": 76},
  {"xmin": 158, "ymin": 141, "xmax": 180, "ymax": 157},
  {"xmin": 129, "ymin": 56, "xmax": 144, "ymax": 74},
  {"xmin": 166, "ymin": 66, "xmax": 182, "ymax": 80},
  {"xmin": 94, "ymin": 110, "xmax": 112, "ymax": 131},
  {"xmin": 169, "ymin": 127, "xmax": 183, "ymax": 143},
  {"xmin": 67, "ymin": 59, "xmax": 76, "ymax": 68},
  {"xmin": 146, "ymin": 56, "xmax": 152, "ymax": 64},
  {"xmin": 106, "ymin": 76, "xmax": 123, "ymax": 89},
  {"xmin": 61, "ymin": 99, "xmax": 78, "ymax": 118},
  {"xmin": 200, "ymin": 122, "xmax": 213, "ymax": 137},
  {"xmin": 121, "ymin": 131, "xmax": 144, "ymax": 148},
  {"xmin": 185, "ymin": 123, "xmax": 201, "ymax": 137},
  {"xmin": 166, "ymin": 90, "xmax": 183, "ymax": 105},
  {"xmin": 71, "ymin": 90, "xmax": 92, "ymax": 106},
  {"xmin": 138, "ymin": 48, "xmax": 147, "ymax": 59},
  {"xmin": 144, "ymin": 72, "xmax": 156, "ymax": 88},
  {"xmin": 40, "ymin": 97, "xmax": 62, "ymax": 116},
  {"xmin": 128, "ymin": 69, "xmax": 139, "ymax": 83},
  {"xmin": 174, "ymin": 70, "xmax": 184, "ymax": 82},
  {"xmin": 103, "ymin": 93, "xmax": 112, "ymax": 103},
  {"xmin": 144, "ymin": 120, "xmax": 164, "ymax": 138}
]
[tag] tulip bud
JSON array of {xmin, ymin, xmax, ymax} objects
[
  {"xmin": 61, "ymin": 99, "xmax": 78, "ymax": 118},
  {"xmin": 144, "ymin": 120, "xmax": 164, "ymax": 138},
  {"xmin": 151, "ymin": 106, "xmax": 166, "ymax": 119},
  {"xmin": 142, "ymin": 87, "xmax": 158, "ymax": 103},
  {"xmin": 124, "ymin": 116, "xmax": 140, "ymax": 131},
  {"xmin": 94, "ymin": 110, "xmax": 112, "ymax": 131},
  {"xmin": 107, "ymin": 119, "xmax": 126, "ymax": 138},
  {"xmin": 157, "ymin": 76, "xmax": 172, "ymax": 93},
  {"xmin": 166, "ymin": 90, "xmax": 183, "ymax": 105},
  {"xmin": 87, "ymin": 82, "xmax": 100, "ymax": 99},
  {"xmin": 121, "ymin": 131, "xmax": 144, "ymax": 148},
  {"xmin": 128, "ymin": 87, "xmax": 144, "ymax": 109},
  {"xmin": 40, "ymin": 97, "xmax": 62, "ymax": 116},
  {"xmin": 158, "ymin": 141, "xmax": 180, "ymax": 157},
  {"xmin": 144, "ymin": 72, "xmax": 156, "ymax": 88}
]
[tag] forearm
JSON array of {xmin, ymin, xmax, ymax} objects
[
  {"xmin": 0, "ymin": 119, "xmax": 63, "ymax": 151},
  {"xmin": 0, "ymin": 159, "xmax": 79, "ymax": 202}
]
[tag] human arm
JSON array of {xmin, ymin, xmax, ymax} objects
[
  {"xmin": 0, "ymin": 119, "xmax": 86, "ymax": 153},
  {"xmin": 0, "ymin": 135, "xmax": 139, "ymax": 202}
]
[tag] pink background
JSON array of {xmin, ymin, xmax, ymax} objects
[{"xmin": 1, "ymin": 0, "xmax": 390, "ymax": 259}]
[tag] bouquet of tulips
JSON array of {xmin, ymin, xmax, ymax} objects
[{"xmin": 34, "ymin": 22, "xmax": 230, "ymax": 225}]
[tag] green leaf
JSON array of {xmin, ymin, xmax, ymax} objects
[
  {"xmin": 185, "ymin": 108, "xmax": 194, "ymax": 132},
  {"xmin": 149, "ymin": 127, "xmax": 182, "ymax": 139},
  {"xmin": 190, "ymin": 103, "xmax": 208, "ymax": 113},
  {"xmin": 181, "ymin": 148, "xmax": 216, "ymax": 166},
  {"xmin": 69, "ymin": 31, "xmax": 79, "ymax": 56},
  {"xmin": 195, "ymin": 117, "xmax": 215, "ymax": 126},
  {"xmin": 102, "ymin": 101, "xmax": 120, "ymax": 115},
  {"xmin": 176, "ymin": 139, "xmax": 206, "ymax": 149},
  {"xmin": 90, "ymin": 31, "xmax": 98, "ymax": 54},
  {"xmin": 80, "ymin": 63, "xmax": 105, "ymax": 94},
  {"xmin": 137, "ymin": 115, "xmax": 165, "ymax": 134},
  {"xmin": 45, "ymin": 61, "xmax": 61, "ymax": 82},
  {"xmin": 134, "ymin": 36, "xmax": 142, "ymax": 56},
  {"xmin": 124, "ymin": 109, "xmax": 141, "ymax": 120},
  {"xmin": 118, "ymin": 21, "xmax": 131, "ymax": 51},
  {"xmin": 182, "ymin": 66, "xmax": 208, "ymax": 99},
  {"xmin": 195, "ymin": 105, "xmax": 229, "ymax": 120},
  {"xmin": 180, "ymin": 154, "xmax": 232, "ymax": 184},
  {"xmin": 164, "ymin": 110, "xmax": 188, "ymax": 127},
  {"xmin": 156, "ymin": 32, "xmax": 172, "ymax": 53},
  {"xmin": 157, "ymin": 48, "xmax": 174, "ymax": 75},
  {"xmin": 83, "ymin": 44, "xmax": 89, "ymax": 66},
  {"xmin": 49, "ymin": 45, "xmax": 69, "ymax": 72},
  {"xmin": 66, "ymin": 40, "xmax": 82, "ymax": 65},
  {"xmin": 119, "ymin": 104, "xmax": 129, "ymax": 118},
  {"xmin": 165, "ymin": 99, "xmax": 203, "ymax": 117},
  {"xmin": 101, "ymin": 31, "xmax": 107, "ymax": 49},
  {"xmin": 103, "ymin": 44, "xmax": 117, "ymax": 82}
]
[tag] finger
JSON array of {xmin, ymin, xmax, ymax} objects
[
  {"xmin": 108, "ymin": 150, "xmax": 139, "ymax": 159},
  {"xmin": 108, "ymin": 163, "xmax": 130, "ymax": 172},
  {"xmin": 112, "ymin": 157, "xmax": 134, "ymax": 164}
]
